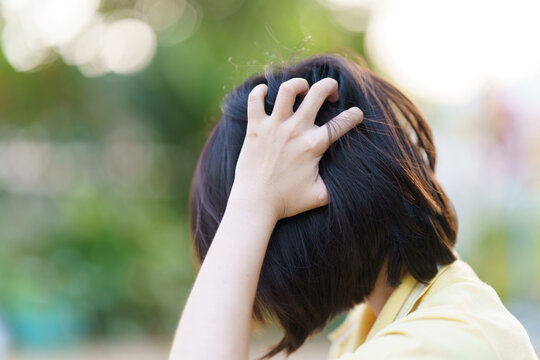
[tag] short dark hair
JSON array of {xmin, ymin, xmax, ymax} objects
[{"xmin": 188, "ymin": 51, "xmax": 457, "ymax": 359}]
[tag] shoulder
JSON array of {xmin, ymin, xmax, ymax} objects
[
  {"xmin": 333, "ymin": 260, "xmax": 538, "ymax": 360},
  {"xmin": 345, "ymin": 305, "xmax": 536, "ymax": 360}
]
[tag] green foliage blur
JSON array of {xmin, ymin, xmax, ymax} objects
[
  {"xmin": 2, "ymin": 0, "xmax": 539, "ymax": 352},
  {"xmin": 0, "ymin": 0, "xmax": 368, "ymax": 347}
]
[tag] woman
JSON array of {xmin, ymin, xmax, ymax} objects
[{"xmin": 169, "ymin": 52, "xmax": 538, "ymax": 359}]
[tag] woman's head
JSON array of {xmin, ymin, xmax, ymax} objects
[{"xmin": 189, "ymin": 52, "xmax": 457, "ymax": 358}]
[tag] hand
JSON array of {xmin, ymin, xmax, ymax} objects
[{"xmin": 229, "ymin": 77, "xmax": 364, "ymax": 221}]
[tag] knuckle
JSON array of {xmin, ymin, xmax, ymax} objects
[
  {"xmin": 316, "ymin": 189, "xmax": 328, "ymax": 204},
  {"xmin": 315, "ymin": 134, "xmax": 329, "ymax": 150},
  {"xmin": 287, "ymin": 77, "xmax": 308, "ymax": 87},
  {"xmin": 294, "ymin": 77, "xmax": 309, "ymax": 87},
  {"xmin": 278, "ymin": 78, "xmax": 309, "ymax": 98},
  {"xmin": 248, "ymin": 84, "xmax": 266, "ymax": 100},
  {"xmin": 259, "ymin": 120, "xmax": 273, "ymax": 133},
  {"xmin": 311, "ymin": 80, "xmax": 326, "ymax": 92},
  {"xmin": 324, "ymin": 77, "xmax": 338, "ymax": 86},
  {"xmin": 248, "ymin": 97, "xmax": 260, "ymax": 106},
  {"xmin": 248, "ymin": 91, "xmax": 261, "ymax": 102},
  {"xmin": 339, "ymin": 111, "xmax": 355, "ymax": 124},
  {"xmin": 246, "ymin": 128, "xmax": 259, "ymax": 138},
  {"xmin": 305, "ymin": 136, "xmax": 324, "ymax": 153},
  {"xmin": 304, "ymin": 142, "xmax": 317, "ymax": 153},
  {"xmin": 345, "ymin": 110, "xmax": 363, "ymax": 127},
  {"xmin": 328, "ymin": 118, "xmax": 342, "ymax": 133},
  {"xmin": 324, "ymin": 122, "xmax": 337, "ymax": 144},
  {"xmin": 248, "ymin": 97, "xmax": 259, "ymax": 106},
  {"xmin": 283, "ymin": 121, "xmax": 301, "ymax": 138},
  {"xmin": 279, "ymin": 81, "xmax": 294, "ymax": 94},
  {"xmin": 313, "ymin": 79, "xmax": 334, "ymax": 94},
  {"xmin": 246, "ymin": 122, "xmax": 259, "ymax": 134}
]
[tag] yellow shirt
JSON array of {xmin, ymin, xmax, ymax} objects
[{"xmin": 327, "ymin": 259, "xmax": 538, "ymax": 359}]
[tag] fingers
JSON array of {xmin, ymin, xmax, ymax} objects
[
  {"xmin": 315, "ymin": 106, "xmax": 363, "ymax": 150},
  {"xmin": 247, "ymin": 84, "xmax": 268, "ymax": 122},
  {"xmin": 295, "ymin": 78, "xmax": 339, "ymax": 122},
  {"xmin": 272, "ymin": 78, "xmax": 310, "ymax": 119}
]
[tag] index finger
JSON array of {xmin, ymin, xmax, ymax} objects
[
  {"xmin": 247, "ymin": 83, "xmax": 268, "ymax": 122},
  {"xmin": 295, "ymin": 78, "xmax": 339, "ymax": 122}
]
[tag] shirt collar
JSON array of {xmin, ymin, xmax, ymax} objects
[
  {"xmin": 365, "ymin": 263, "xmax": 451, "ymax": 341},
  {"xmin": 328, "ymin": 262, "xmax": 453, "ymax": 348}
]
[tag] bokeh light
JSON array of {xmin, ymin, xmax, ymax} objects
[
  {"xmin": 137, "ymin": 0, "xmax": 187, "ymax": 31},
  {"xmin": 101, "ymin": 19, "xmax": 156, "ymax": 74},
  {"xmin": 365, "ymin": 0, "xmax": 540, "ymax": 104},
  {"xmin": 0, "ymin": 0, "xmax": 199, "ymax": 76},
  {"xmin": 0, "ymin": 0, "xmax": 539, "ymax": 358},
  {"xmin": 1, "ymin": 0, "xmax": 100, "ymax": 71}
]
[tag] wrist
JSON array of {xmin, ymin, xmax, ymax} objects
[{"xmin": 227, "ymin": 185, "xmax": 279, "ymax": 226}]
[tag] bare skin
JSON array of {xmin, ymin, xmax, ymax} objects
[
  {"xmin": 365, "ymin": 260, "xmax": 395, "ymax": 316},
  {"xmin": 169, "ymin": 77, "xmax": 380, "ymax": 360}
]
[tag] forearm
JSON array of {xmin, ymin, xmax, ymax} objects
[
  {"xmin": 169, "ymin": 77, "xmax": 361, "ymax": 359},
  {"xmin": 169, "ymin": 192, "xmax": 277, "ymax": 360}
]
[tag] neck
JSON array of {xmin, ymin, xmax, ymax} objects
[{"xmin": 365, "ymin": 260, "xmax": 396, "ymax": 316}]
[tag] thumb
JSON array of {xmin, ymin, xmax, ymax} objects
[
  {"xmin": 311, "ymin": 174, "xmax": 330, "ymax": 208},
  {"xmin": 319, "ymin": 107, "xmax": 363, "ymax": 148}
]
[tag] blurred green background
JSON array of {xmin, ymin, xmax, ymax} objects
[{"xmin": 0, "ymin": 0, "xmax": 539, "ymax": 358}]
